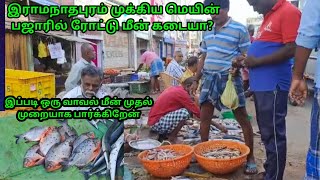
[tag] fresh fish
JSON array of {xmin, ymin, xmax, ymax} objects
[
  {"xmin": 38, "ymin": 127, "xmax": 61, "ymax": 156},
  {"xmin": 61, "ymin": 138, "xmax": 101, "ymax": 171},
  {"xmin": 102, "ymin": 120, "xmax": 120, "ymax": 171},
  {"xmin": 45, "ymin": 135, "xmax": 76, "ymax": 172},
  {"xmin": 110, "ymin": 122, "xmax": 124, "ymax": 145},
  {"xmin": 15, "ymin": 126, "xmax": 51, "ymax": 144},
  {"xmin": 72, "ymin": 132, "xmax": 95, "ymax": 154},
  {"xmin": 23, "ymin": 144, "xmax": 45, "ymax": 168},
  {"xmin": 115, "ymin": 145, "xmax": 124, "ymax": 177},
  {"xmin": 110, "ymin": 133, "xmax": 124, "ymax": 180},
  {"xmin": 57, "ymin": 120, "xmax": 77, "ymax": 141}
]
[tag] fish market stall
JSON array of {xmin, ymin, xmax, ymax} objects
[
  {"xmin": 124, "ymin": 110, "xmax": 252, "ymax": 179},
  {"xmin": 103, "ymin": 68, "xmax": 151, "ymax": 94},
  {"xmin": 0, "ymin": 114, "xmax": 124, "ymax": 180}
]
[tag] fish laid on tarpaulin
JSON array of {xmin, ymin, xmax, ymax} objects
[
  {"xmin": 15, "ymin": 126, "xmax": 51, "ymax": 144},
  {"xmin": 72, "ymin": 132, "xmax": 95, "ymax": 154},
  {"xmin": 23, "ymin": 144, "xmax": 45, "ymax": 168},
  {"xmin": 57, "ymin": 120, "xmax": 77, "ymax": 141},
  {"xmin": 45, "ymin": 135, "xmax": 77, "ymax": 172},
  {"xmin": 38, "ymin": 127, "xmax": 61, "ymax": 156},
  {"xmin": 61, "ymin": 138, "xmax": 101, "ymax": 171}
]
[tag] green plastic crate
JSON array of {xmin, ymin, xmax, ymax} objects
[{"xmin": 128, "ymin": 81, "xmax": 150, "ymax": 94}]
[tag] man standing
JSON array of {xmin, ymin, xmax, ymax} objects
[
  {"xmin": 244, "ymin": 0, "xmax": 301, "ymax": 179},
  {"xmin": 136, "ymin": 49, "xmax": 164, "ymax": 94},
  {"xmin": 242, "ymin": 25, "xmax": 255, "ymax": 93},
  {"xmin": 289, "ymin": 0, "xmax": 320, "ymax": 179},
  {"xmin": 166, "ymin": 50, "xmax": 184, "ymax": 86},
  {"xmin": 65, "ymin": 43, "xmax": 96, "ymax": 92},
  {"xmin": 192, "ymin": 0, "xmax": 257, "ymax": 174}
]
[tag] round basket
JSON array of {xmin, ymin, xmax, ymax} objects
[
  {"xmin": 137, "ymin": 144, "xmax": 194, "ymax": 178},
  {"xmin": 194, "ymin": 140, "xmax": 250, "ymax": 175}
]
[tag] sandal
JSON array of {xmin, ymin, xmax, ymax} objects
[{"xmin": 244, "ymin": 162, "xmax": 258, "ymax": 175}]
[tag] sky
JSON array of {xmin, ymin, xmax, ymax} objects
[
  {"xmin": 228, "ymin": 0, "xmax": 260, "ymax": 25},
  {"xmin": 187, "ymin": 0, "xmax": 260, "ymax": 25}
]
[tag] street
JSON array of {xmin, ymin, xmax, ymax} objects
[{"xmin": 125, "ymin": 92, "xmax": 313, "ymax": 180}]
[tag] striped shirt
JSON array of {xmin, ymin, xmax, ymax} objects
[
  {"xmin": 200, "ymin": 18, "xmax": 251, "ymax": 73},
  {"xmin": 166, "ymin": 60, "xmax": 184, "ymax": 86}
]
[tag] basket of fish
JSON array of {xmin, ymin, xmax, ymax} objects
[
  {"xmin": 137, "ymin": 144, "xmax": 194, "ymax": 178},
  {"xmin": 193, "ymin": 140, "xmax": 250, "ymax": 175}
]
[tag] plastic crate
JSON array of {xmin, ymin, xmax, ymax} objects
[
  {"xmin": 5, "ymin": 69, "xmax": 55, "ymax": 100},
  {"xmin": 128, "ymin": 81, "xmax": 150, "ymax": 94},
  {"xmin": 114, "ymin": 75, "xmax": 131, "ymax": 83}
]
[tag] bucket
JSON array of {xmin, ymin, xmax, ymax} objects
[{"xmin": 131, "ymin": 73, "xmax": 139, "ymax": 81}]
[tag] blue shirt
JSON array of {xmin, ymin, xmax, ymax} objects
[
  {"xmin": 295, "ymin": 0, "xmax": 320, "ymax": 88},
  {"xmin": 247, "ymin": 0, "xmax": 301, "ymax": 91},
  {"xmin": 200, "ymin": 18, "xmax": 251, "ymax": 73}
]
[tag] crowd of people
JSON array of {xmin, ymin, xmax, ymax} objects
[
  {"xmin": 55, "ymin": 0, "xmax": 320, "ymax": 179},
  {"xmin": 147, "ymin": 0, "xmax": 320, "ymax": 179}
]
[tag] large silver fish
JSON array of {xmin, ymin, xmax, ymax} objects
[
  {"xmin": 45, "ymin": 135, "xmax": 76, "ymax": 172},
  {"xmin": 15, "ymin": 126, "xmax": 51, "ymax": 144},
  {"xmin": 61, "ymin": 138, "xmax": 101, "ymax": 171},
  {"xmin": 72, "ymin": 132, "xmax": 95, "ymax": 154},
  {"xmin": 23, "ymin": 144, "xmax": 45, "ymax": 168},
  {"xmin": 38, "ymin": 127, "xmax": 61, "ymax": 156}
]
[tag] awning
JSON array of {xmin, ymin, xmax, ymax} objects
[
  {"xmin": 30, "ymin": 0, "xmax": 60, "ymax": 6},
  {"xmin": 35, "ymin": 31, "xmax": 96, "ymax": 45}
]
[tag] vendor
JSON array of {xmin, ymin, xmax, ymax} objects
[
  {"xmin": 65, "ymin": 43, "xmax": 96, "ymax": 92},
  {"xmin": 135, "ymin": 49, "xmax": 164, "ymax": 94},
  {"xmin": 147, "ymin": 77, "xmax": 227, "ymax": 144}
]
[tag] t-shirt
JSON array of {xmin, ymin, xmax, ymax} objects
[
  {"xmin": 148, "ymin": 86, "xmax": 200, "ymax": 126},
  {"xmin": 140, "ymin": 51, "xmax": 159, "ymax": 67},
  {"xmin": 180, "ymin": 68, "xmax": 194, "ymax": 83},
  {"xmin": 200, "ymin": 18, "xmax": 251, "ymax": 73},
  {"xmin": 247, "ymin": 0, "xmax": 301, "ymax": 91}
]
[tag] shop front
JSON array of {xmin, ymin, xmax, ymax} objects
[
  {"xmin": 103, "ymin": 31, "xmax": 131, "ymax": 69},
  {"xmin": 76, "ymin": 30, "xmax": 103, "ymax": 68},
  {"xmin": 31, "ymin": 31, "xmax": 94, "ymax": 95},
  {"xmin": 5, "ymin": 1, "xmax": 30, "ymax": 70},
  {"xmin": 161, "ymin": 37, "xmax": 175, "ymax": 59}
]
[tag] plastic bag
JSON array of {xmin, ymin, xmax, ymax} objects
[
  {"xmin": 221, "ymin": 74, "xmax": 239, "ymax": 110},
  {"xmin": 38, "ymin": 40, "xmax": 48, "ymax": 58}
]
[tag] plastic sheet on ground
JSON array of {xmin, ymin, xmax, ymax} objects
[{"xmin": 0, "ymin": 114, "xmax": 115, "ymax": 180}]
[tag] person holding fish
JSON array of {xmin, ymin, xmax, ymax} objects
[{"xmin": 191, "ymin": 0, "xmax": 257, "ymax": 174}]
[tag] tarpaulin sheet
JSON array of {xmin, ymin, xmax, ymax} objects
[{"xmin": 0, "ymin": 115, "xmax": 116, "ymax": 180}]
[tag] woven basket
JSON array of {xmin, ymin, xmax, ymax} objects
[
  {"xmin": 138, "ymin": 144, "xmax": 193, "ymax": 178},
  {"xmin": 193, "ymin": 140, "xmax": 250, "ymax": 175},
  {"xmin": 159, "ymin": 72, "xmax": 181, "ymax": 90}
]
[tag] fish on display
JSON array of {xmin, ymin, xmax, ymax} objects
[
  {"xmin": 61, "ymin": 138, "xmax": 101, "ymax": 171},
  {"xmin": 38, "ymin": 127, "xmax": 61, "ymax": 156},
  {"xmin": 45, "ymin": 135, "xmax": 77, "ymax": 172},
  {"xmin": 23, "ymin": 144, "xmax": 45, "ymax": 168},
  {"xmin": 15, "ymin": 126, "xmax": 51, "ymax": 144},
  {"xmin": 72, "ymin": 132, "xmax": 95, "ymax": 154},
  {"xmin": 57, "ymin": 120, "xmax": 77, "ymax": 141}
]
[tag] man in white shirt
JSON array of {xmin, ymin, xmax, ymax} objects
[
  {"xmin": 60, "ymin": 65, "xmax": 107, "ymax": 129},
  {"xmin": 65, "ymin": 43, "xmax": 96, "ymax": 92},
  {"xmin": 166, "ymin": 50, "xmax": 184, "ymax": 86}
]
